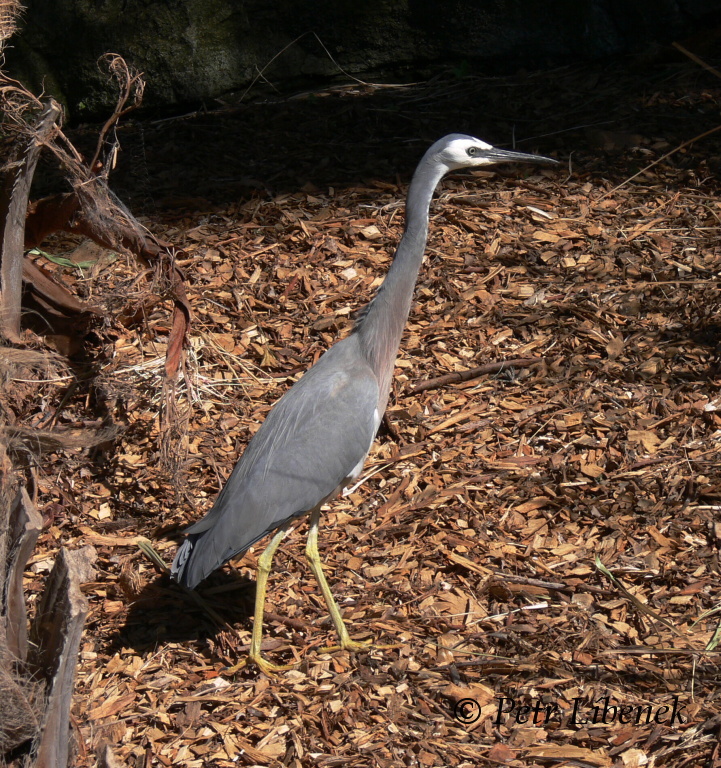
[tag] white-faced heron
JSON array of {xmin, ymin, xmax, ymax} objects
[{"xmin": 171, "ymin": 134, "xmax": 558, "ymax": 673}]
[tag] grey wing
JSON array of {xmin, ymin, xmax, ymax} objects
[{"xmin": 171, "ymin": 341, "xmax": 379, "ymax": 588}]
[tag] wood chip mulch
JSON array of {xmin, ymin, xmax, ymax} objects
[{"xmin": 14, "ymin": 54, "xmax": 721, "ymax": 767}]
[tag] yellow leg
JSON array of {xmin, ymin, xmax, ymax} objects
[
  {"xmin": 305, "ymin": 507, "xmax": 371, "ymax": 653},
  {"xmin": 242, "ymin": 525, "xmax": 296, "ymax": 675}
]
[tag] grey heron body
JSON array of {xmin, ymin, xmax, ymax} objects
[{"xmin": 172, "ymin": 134, "xmax": 557, "ymax": 673}]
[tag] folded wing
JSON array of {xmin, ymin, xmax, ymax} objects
[{"xmin": 171, "ymin": 337, "xmax": 379, "ymax": 588}]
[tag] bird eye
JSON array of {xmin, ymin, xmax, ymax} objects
[{"xmin": 467, "ymin": 147, "xmax": 477, "ymax": 157}]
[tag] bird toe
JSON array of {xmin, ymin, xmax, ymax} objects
[{"xmin": 249, "ymin": 653, "xmax": 297, "ymax": 676}]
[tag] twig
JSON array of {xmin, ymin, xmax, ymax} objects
[
  {"xmin": 411, "ymin": 357, "xmax": 544, "ymax": 394},
  {"xmin": 381, "ymin": 411, "xmax": 404, "ymax": 443},
  {"xmin": 635, "ymin": 279, "xmax": 720, "ymax": 285},
  {"xmin": 595, "ymin": 556, "xmax": 686, "ymax": 638},
  {"xmin": 672, "ymin": 42, "xmax": 721, "ymax": 82},
  {"xmin": 599, "ymin": 122, "xmax": 721, "ymax": 200},
  {"xmin": 89, "ymin": 55, "xmax": 145, "ymax": 175},
  {"xmin": 265, "ymin": 611, "xmax": 311, "ymax": 633},
  {"xmin": 238, "ymin": 31, "xmax": 418, "ymax": 104},
  {"xmin": 610, "ymin": 456, "xmax": 675, "ymax": 476},
  {"xmin": 493, "ymin": 573, "xmax": 567, "ymax": 591},
  {"xmin": 600, "ymin": 647, "xmax": 721, "ymax": 656}
]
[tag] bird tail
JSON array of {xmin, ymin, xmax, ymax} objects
[
  {"xmin": 171, "ymin": 521, "xmax": 250, "ymax": 589},
  {"xmin": 170, "ymin": 534, "xmax": 204, "ymax": 589},
  {"xmin": 171, "ymin": 509, "xmax": 295, "ymax": 590}
]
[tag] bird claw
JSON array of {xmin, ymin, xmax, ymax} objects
[{"xmin": 222, "ymin": 658, "xmax": 249, "ymax": 676}]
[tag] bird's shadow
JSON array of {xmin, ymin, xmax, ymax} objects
[{"xmin": 111, "ymin": 568, "xmax": 256, "ymax": 656}]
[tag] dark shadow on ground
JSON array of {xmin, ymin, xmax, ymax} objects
[
  {"xmin": 46, "ymin": 51, "xmax": 721, "ymax": 211},
  {"xmin": 113, "ymin": 569, "xmax": 256, "ymax": 655}
]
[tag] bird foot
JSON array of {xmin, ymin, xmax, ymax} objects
[
  {"xmin": 249, "ymin": 653, "xmax": 297, "ymax": 676},
  {"xmin": 320, "ymin": 637, "xmax": 374, "ymax": 654},
  {"xmin": 320, "ymin": 637, "xmax": 405, "ymax": 654},
  {"xmin": 223, "ymin": 654, "xmax": 297, "ymax": 677}
]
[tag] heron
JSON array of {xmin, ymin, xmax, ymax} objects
[{"xmin": 171, "ymin": 134, "xmax": 558, "ymax": 674}]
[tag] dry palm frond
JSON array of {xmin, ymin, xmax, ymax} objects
[
  {"xmin": 0, "ymin": 663, "xmax": 40, "ymax": 754},
  {"xmin": 0, "ymin": 0, "xmax": 22, "ymax": 50},
  {"xmin": 0, "ymin": 346, "xmax": 70, "ymax": 379},
  {"xmin": 1, "ymin": 424, "xmax": 120, "ymax": 460}
]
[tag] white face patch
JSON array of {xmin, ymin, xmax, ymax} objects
[
  {"xmin": 440, "ymin": 137, "xmax": 494, "ymax": 169},
  {"xmin": 446, "ymin": 137, "xmax": 492, "ymax": 156}
]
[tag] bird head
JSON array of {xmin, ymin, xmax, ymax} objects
[{"xmin": 433, "ymin": 134, "xmax": 558, "ymax": 171}]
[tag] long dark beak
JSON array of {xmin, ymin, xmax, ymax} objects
[{"xmin": 484, "ymin": 147, "xmax": 559, "ymax": 165}]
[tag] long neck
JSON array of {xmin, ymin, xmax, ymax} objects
[{"xmin": 354, "ymin": 155, "xmax": 446, "ymax": 406}]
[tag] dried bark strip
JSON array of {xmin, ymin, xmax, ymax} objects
[
  {"xmin": 22, "ymin": 256, "xmax": 100, "ymax": 316},
  {"xmin": 29, "ymin": 546, "xmax": 97, "ymax": 768},
  {"xmin": 4, "ymin": 486, "xmax": 42, "ymax": 661},
  {"xmin": 0, "ymin": 99, "xmax": 61, "ymax": 340},
  {"xmin": 24, "ymin": 191, "xmax": 191, "ymax": 378}
]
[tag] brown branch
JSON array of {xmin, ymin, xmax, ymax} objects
[
  {"xmin": 410, "ymin": 356, "xmax": 544, "ymax": 394},
  {"xmin": 265, "ymin": 611, "xmax": 312, "ymax": 633}
]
